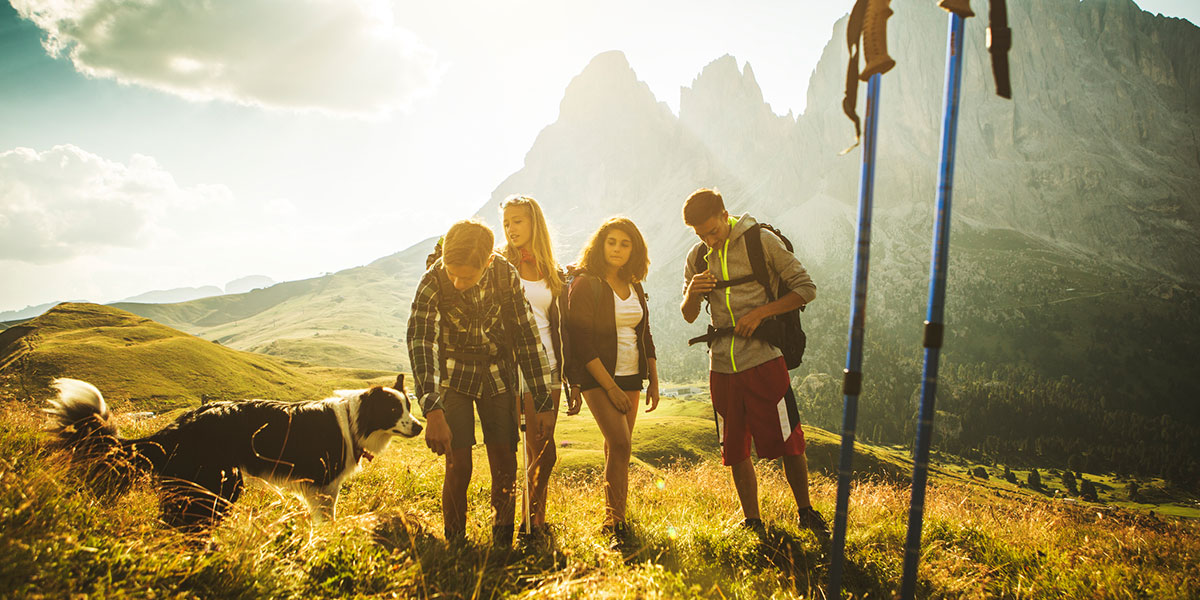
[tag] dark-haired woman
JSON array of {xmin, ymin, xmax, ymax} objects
[{"xmin": 566, "ymin": 216, "xmax": 659, "ymax": 543}]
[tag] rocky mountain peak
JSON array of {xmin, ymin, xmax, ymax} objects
[
  {"xmin": 677, "ymin": 54, "xmax": 799, "ymax": 206},
  {"xmin": 556, "ymin": 50, "xmax": 668, "ymax": 125},
  {"xmin": 682, "ymin": 55, "xmax": 765, "ymax": 110}
]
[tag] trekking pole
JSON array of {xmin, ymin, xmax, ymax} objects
[
  {"xmin": 828, "ymin": 1, "xmax": 894, "ymax": 597},
  {"xmin": 900, "ymin": 2, "xmax": 972, "ymax": 597},
  {"xmin": 520, "ymin": 397, "xmax": 531, "ymax": 537}
]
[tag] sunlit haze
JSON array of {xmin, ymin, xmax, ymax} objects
[{"xmin": 0, "ymin": 0, "xmax": 1195, "ymax": 313}]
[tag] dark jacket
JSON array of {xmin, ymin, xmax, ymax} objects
[
  {"xmin": 545, "ymin": 268, "xmax": 572, "ymax": 385},
  {"xmin": 565, "ymin": 273, "xmax": 656, "ymax": 389}
]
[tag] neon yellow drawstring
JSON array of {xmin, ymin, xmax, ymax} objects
[{"xmin": 705, "ymin": 216, "xmax": 741, "ymax": 372}]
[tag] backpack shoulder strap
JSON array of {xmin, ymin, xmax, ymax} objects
[
  {"xmin": 743, "ymin": 224, "xmax": 774, "ymax": 300},
  {"xmin": 689, "ymin": 243, "xmax": 707, "ymax": 276},
  {"xmin": 426, "ymin": 236, "xmax": 444, "ymax": 269},
  {"xmin": 573, "ymin": 272, "xmax": 605, "ymax": 307}
]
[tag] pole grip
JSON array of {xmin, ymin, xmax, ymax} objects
[
  {"xmin": 987, "ymin": 0, "xmax": 1013, "ymax": 99},
  {"xmin": 860, "ymin": 0, "xmax": 896, "ymax": 81},
  {"xmin": 937, "ymin": 0, "xmax": 975, "ymax": 18}
]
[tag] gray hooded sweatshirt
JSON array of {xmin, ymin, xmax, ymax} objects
[{"xmin": 683, "ymin": 213, "xmax": 816, "ymax": 374}]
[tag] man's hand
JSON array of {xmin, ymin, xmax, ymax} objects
[
  {"xmin": 424, "ymin": 409, "xmax": 452, "ymax": 456},
  {"xmin": 734, "ymin": 306, "xmax": 770, "ymax": 338},
  {"xmin": 682, "ymin": 270, "xmax": 718, "ymax": 323},
  {"xmin": 686, "ymin": 270, "xmax": 718, "ymax": 299},
  {"xmin": 606, "ymin": 386, "xmax": 630, "ymax": 413},
  {"xmin": 567, "ymin": 386, "xmax": 583, "ymax": 415}
]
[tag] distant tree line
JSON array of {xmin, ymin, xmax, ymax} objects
[
  {"xmin": 934, "ymin": 363, "xmax": 1200, "ymax": 488},
  {"xmin": 794, "ymin": 348, "xmax": 1200, "ymax": 489}
]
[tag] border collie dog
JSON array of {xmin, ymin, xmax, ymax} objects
[{"xmin": 45, "ymin": 375, "xmax": 422, "ymax": 531}]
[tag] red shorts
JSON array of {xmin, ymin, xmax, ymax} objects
[{"xmin": 710, "ymin": 356, "xmax": 806, "ymax": 466}]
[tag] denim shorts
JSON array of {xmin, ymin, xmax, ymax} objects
[
  {"xmin": 583, "ymin": 373, "xmax": 643, "ymax": 393},
  {"xmin": 442, "ymin": 387, "xmax": 517, "ymax": 451}
]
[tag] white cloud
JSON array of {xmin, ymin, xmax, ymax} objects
[
  {"xmin": 0, "ymin": 144, "xmax": 231, "ymax": 263},
  {"xmin": 12, "ymin": 0, "xmax": 442, "ymax": 116},
  {"xmin": 0, "ymin": 143, "xmax": 402, "ymax": 312}
]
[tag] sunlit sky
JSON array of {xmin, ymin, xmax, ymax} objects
[{"xmin": 1, "ymin": 0, "xmax": 1196, "ymax": 313}]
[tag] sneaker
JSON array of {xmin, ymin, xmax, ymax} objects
[
  {"xmin": 798, "ymin": 507, "xmax": 830, "ymax": 542},
  {"xmin": 739, "ymin": 518, "xmax": 766, "ymax": 536}
]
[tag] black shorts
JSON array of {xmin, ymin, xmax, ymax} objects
[{"xmin": 584, "ymin": 374, "xmax": 643, "ymax": 393}]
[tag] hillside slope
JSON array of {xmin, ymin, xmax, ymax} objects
[
  {"xmin": 111, "ymin": 238, "xmax": 435, "ymax": 372},
  {"xmin": 0, "ymin": 303, "xmax": 369, "ymax": 409}
]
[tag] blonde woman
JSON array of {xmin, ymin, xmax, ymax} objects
[
  {"xmin": 566, "ymin": 216, "xmax": 659, "ymax": 545},
  {"xmin": 500, "ymin": 195, "xmax": 581, "ymax": 542}
]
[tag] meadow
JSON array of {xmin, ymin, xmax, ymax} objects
[{"xmin": 2, "ymin": 389, "xmax": 1197, "ymax": 599}]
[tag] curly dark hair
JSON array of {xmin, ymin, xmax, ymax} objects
[{"xmin": 576, "ymin": 216, "xmax": 649, "ymax": 283}]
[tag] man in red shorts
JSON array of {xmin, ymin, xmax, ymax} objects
[{"xmin": 680, "ymin": 188, "xmax": 828, "ymax": 538}]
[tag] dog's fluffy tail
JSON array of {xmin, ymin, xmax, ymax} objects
[
  {"xmin": 46, "ymin": 378, "xmax": 145, "ymax": 492},
  {"xmin": 46, "ymin": 378, "xmax": 116, "ymax": 447}
]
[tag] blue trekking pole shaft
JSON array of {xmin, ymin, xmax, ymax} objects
[
  {"xmin": 828, "ymin": 71, "xmax": 882, "ymax": 598},
  {"xmin": 900, "ymin": 9, "xmax": 968, "ymax": 599}
]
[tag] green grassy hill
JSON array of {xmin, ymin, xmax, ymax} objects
[
  {"xmin": 111, "ymin": 241, "xmax": 435, "ymax": 372},
  {"xmin": 0, "ymin": 303, "xmax": 397, "ymax": 411}
]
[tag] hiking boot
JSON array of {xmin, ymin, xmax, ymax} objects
[
  {"xmin": 516, "ymin": 522, "xmax": 553, "ymax": 547},
  {"xmin": 444, "ymin": 525, "xmax": 467, "ymax": 545},
  {"xmin": 601, "ymin": 521, "xmax": 633, "ymax": 549},
  {"xmin": 798, "ymin": 506, "xmax": 830, "ymax": 542},
  {"xmin": 492, "ymin": 523, "xmax": 515, "ymax": 550},
  {"xmin": 739, "ymin": 518, "xmax": 767, "ymax": 536}
]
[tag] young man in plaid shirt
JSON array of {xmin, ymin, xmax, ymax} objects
[{"xmin": 407, "ymin": 219, "xmax": 553, "ymax": 547}]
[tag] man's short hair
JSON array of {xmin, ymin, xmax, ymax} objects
[
  {"xmin": 443, "ymin": 219, "xmax": 494, "ymax": 269},
  {"xmin": 683, "ymin": 188, "xmax": 726, "ymax": 226}
]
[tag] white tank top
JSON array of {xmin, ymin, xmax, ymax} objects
[
  {"xmin": 519, "ymin": 276, "xmax": 557, "ymax": 374},
  {"xmin": 613, "ymin": 288, "xmax": 643, "ymax": 376}
]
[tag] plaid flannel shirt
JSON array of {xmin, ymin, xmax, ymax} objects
[{"xmin": 407, "ymin": 255, "xmax": 553, "ymax": 415}]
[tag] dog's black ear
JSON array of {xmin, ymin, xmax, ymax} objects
[{"xmin": 393, "ymin": 374, "xmax": 405, "ymax": 392}]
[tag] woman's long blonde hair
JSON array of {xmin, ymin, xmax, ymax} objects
[{"xmin": 499, "ymin": 195, "xmax": 563, "ymax": 296}]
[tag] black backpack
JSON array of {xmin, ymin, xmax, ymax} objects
[
  {"xmin": 690, "ymin": 222, "xmax": 807, "ymax": 369},
  {"xmin": 425, "ymin": 237, "xmax": 444, "ymax": 269}
]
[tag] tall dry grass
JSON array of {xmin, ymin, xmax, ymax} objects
[{"xmin": 1, "ymin": 399, "xmax": 1196, "ymax": 599}]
